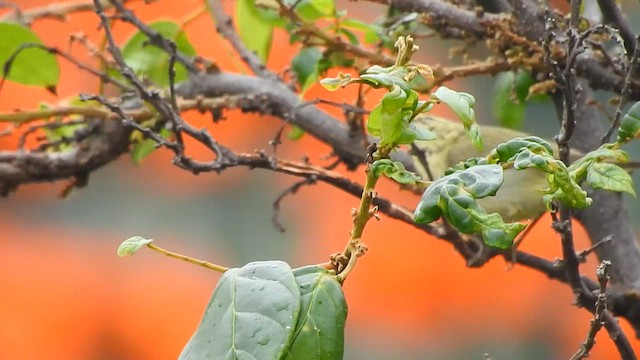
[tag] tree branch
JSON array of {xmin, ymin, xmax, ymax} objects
[
  {"xmin": 596, "ymin": 0, "xmax": 636, "ymax": 56},
  {"xmin": 206, "ymin": 0, "xmax": 273, "ymax": 78}
]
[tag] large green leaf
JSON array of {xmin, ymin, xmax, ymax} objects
[
  {"xmin": 237, "ymin": 0, "xmax": 274, "ymax": 62},
  {"xmin": 119, "ymin": 21, "xmax": 195, "ymax": 86},
  {"xmin": 0, "ymin": 22, "xmax": 59, "ymax": 89},
  {"xmin": 179, "ymin": 261, "xmax": 300, "ymax": 360},
  {"xmin": 292, "ymin": 47, "xmax": 322, "ymax": 92},
  {"xmin": 284, "ymin": 266, "xmax": 347, "ymax": 360}
]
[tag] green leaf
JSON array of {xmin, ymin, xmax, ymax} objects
[
  {"xmin": 414, "ymin": 164, "xmax": 525, "ymax": 248},
  {"xmin": 569, "ymin": 145, "xmax": 629, "ymax": 181},
  {"xmin": 414, "ymin": 165, "xmax": 505, "ymax": 220},
  {"xmin": 43, "ymin": 122, "xmax": 85, "ymax": 151},
  {"xmin": 37, "ymin": 102, "xmax": 84, "ymax": 151},
  {"xmin": 466, "ymin": 210, "xmax": 527, "ymax": 249},
  {"xmin": 366, "ymin": 105, "xmax": 382, "ymax": 137},
  {"xmin": 287, "ymin": 124, "xmax": 305, "ymax": 141},
  {"xmin": 488, "ymin": 136, "xmax": 554, "ymax": 163},
  {"xmin": 327, "ymin": 51, "xmax": 355, "ymax": 68},
  {"xmin": 119, "ymin": 21, "xmax": 195, "ymax": 86},
  {"xmin": 286, "ymin": 0, "xmax": 335, "ymax": 21},
  {"xmin": 368, "ymin": 87, "xmax": 429, "ymax": 145},
  {"xmin": 131, "ymin": 139, "xmax": 157, "ymax": 165},
  {"xmin": 320, "ymin": 73, "xmax": 351, "ymax": 91},
  {"xmin": 432, "ymin": 86, "xmax": 481, "ymax": 151},
  {"xmin": 179, "ymin": 261, "xmax": 300, "ymax": 360},
  {"xmin": 237, "ymin": 0, "xmax": 274, "ymax": 62},
  {"xmin": 340, "ymin": 18, "xmax": 380, "ymax": 44},
  {"xmin": 131, "ymin": 128, "xmax": 171, "ymax": 165},
  {"xmin": 360, "ymin": 67, "xmax": 409, "ymax": 90},
  {"xmin": 292, "ymin": 47, "xmax": 322, "ymax": 92},
  {"xmin": 617, "ymin": 101, "xmax": 640, "ymax": 143},
  {"xmin": 492, "ymin": 72, "xmax": 527, "ymax": 130},
  {"xmin": 0, "ymin": 23, "xmax": 59, "ymax": 89},
  {"xmin": 445, "ymin": 157, "xmax": 489, "ymax": 175},
  {"xmin": 586, "ymin": 162, "xmax": 635, "ymax": 196},
  {"xmin": 491, "ymin": 141, "xmax": 591, "ymax": 210},
  {"xmin": 540, "ymin": 164, "xmax": 591, "ymax": 210},
  {"xmin": 378, "ymin": 85, "xmax": 408, "ymax": 143},
  {"xmin": 117, "ymin": 236, "xmax": 153, "ymax": 256},
  {"xmin": 338, "ymin": 28, "xmax": 359, "ymax": 45},
  {"xmin": 371, "ymin": 159, "xmax": 422, "ymax": 184},
  {"xmin": 284, "ymin": 266, "xmax": 347, "ymax": 360}
]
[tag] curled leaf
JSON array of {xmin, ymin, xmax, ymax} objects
[
  {"xmin": 320, "ymin": 73, "xmax": 351, "ymax": 91},
  {"xmin": 617, "ymin": 101, "xmax": 640, "ymax": 143},
  {"xmin": 414, "ymin": 164, "xmax": 524, "ymax": 248},
  {"xmin": 432, "ymin": 86, "xmax": 482, "ymax": 151},
  {"xmin": 371, "ymin": 159, "xmax": 422, "ymax": 184},
  {"xmin": 117, "ymin": 236, "xmax": 153, "ymax": 257}
]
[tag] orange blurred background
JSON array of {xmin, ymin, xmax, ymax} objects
[{"xmin": 1, "ymin": 1, "xmax": 639, "ymax": 359}]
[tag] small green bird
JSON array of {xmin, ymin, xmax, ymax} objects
[{"xmin": 411, "ymin": 116, "xmax": 582, "ymax": 221}]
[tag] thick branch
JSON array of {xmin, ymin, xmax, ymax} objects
[{"xmin": 0, "ymin": 119, "xmax": 129, "ymax": 195}]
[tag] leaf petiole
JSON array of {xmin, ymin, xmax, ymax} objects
[{"xmin": 145, "ymin": 243, "xmax": 229, "ymax": 273}]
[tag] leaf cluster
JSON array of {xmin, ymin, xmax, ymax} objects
[{"xmin": 413, "ymin": 111, "xmax": 640, "ymax": 248}]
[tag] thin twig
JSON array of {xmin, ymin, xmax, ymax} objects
[
  {"xmin": 271, "ymin": 177, "xmax": 318, "ymax": 233},
  {"xmin": 206, "ymin": 0, "xmax": 273, "ymax": 78},
  {"xmin": 577, "ymin": 236, "xmax": 613, "ymax": 263},
  {"xmin": 409, "ymin": 143, "xmax": 434, "ymax": 181},
  {"xmin": 106, "ymin": 0, "xmax": 199, "ymax": 73},
  {"xmin": 570, "ymin": 260, "xmax": 611, "ymax": 360}
]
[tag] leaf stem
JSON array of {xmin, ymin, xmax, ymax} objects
[
  {"xmin": 410, "ymin": 99, "xmax": 437, "ymax": 121},
  {"xmin": 146, "ymin": 243, "xmax": 228, "ymax": 273},
  {"xmin": 337, "ymin": 163, "xmax": 379, "ymax": 282}
]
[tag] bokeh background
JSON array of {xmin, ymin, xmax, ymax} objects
[{"xmin": 1, "ymin": 0, "xmax": 640, "ymax": 359}]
